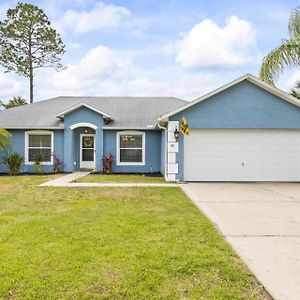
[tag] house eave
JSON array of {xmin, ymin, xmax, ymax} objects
[
  {"xmin": 102, "ymin": 126, "xmax": 157, "ymax": 130},
  {"xmin": 3, "ymin": 126, "xmax": 64, "ymax": 130}
]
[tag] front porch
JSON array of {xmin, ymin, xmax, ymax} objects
[{"xmin": 63, "ymin": 122, "xmax": 103, "ymax": 172}]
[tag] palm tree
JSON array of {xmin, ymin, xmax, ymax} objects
[
  {"xmin": 260, "ymin": 7, "xmax": 300, "ymax": 85},
  {"xmin": 291, "ymin": 81, "xmax": 300, "ymax": 99},
  {"xmin": 0, "ymin": 128, "xmax": 10, "ymax": 150},
  {"xmin": 0, "ymin": 96, "xmax": 27, "ymax": 109}
]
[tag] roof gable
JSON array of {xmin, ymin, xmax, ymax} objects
[
  {"xmin": 159, "ymin": 74, "xmax": 300, "ymax": 120},
  {"xmin": 55, "ymin": 103, "xmax": 112, "ymax": 119}
]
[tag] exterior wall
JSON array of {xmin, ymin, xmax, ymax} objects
[
  {"xmin": 0, "ymin": 129, "xmax": 64, "ymax": 173},
  {"xmin": 160, "ymin": 130, "xmax": 165, "ymax": 175},
  {"xmin": 63, "ymin": 107, "xmax": 104, "ymax": 172},
  {"xmin": 170, "ymin": 80, "xmax": 300, "ymax": 181},
  {"xmin": 103, "ymin": 130, "xmax": 161, "ymax": 173},
  {"xmin": 171, "ymin": 81, "xmax": 300, "ymax": 129},
  {"xmin": 177, "ymin": 134, "xmax": 184, "ymax": 181}
]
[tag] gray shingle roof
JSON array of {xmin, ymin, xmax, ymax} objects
[{"xmin": 0, "ymin": 96, "xmax": 186, "ymax": 129}]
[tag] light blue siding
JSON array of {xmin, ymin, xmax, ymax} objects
[
  {"xmin": 0, "ymin": 130, "xmax": 64, "ymax": 173},
  {"xmin": 171, "ymin": 80, "xmax": 300, "ymax": 181},
  {"xmin": 103, "ymin": 130, "xmax": 161, "ymax": 173},
  {"xmin": 63, "ymin": 107, "xmax": 104, "ymax": 172},
  {"xmin": 176, "ymin": 134, "xmax": 184, "ymax": 181},
  {"xmin": 171, "ymin": 81, "xmax": 300, "ymax": 129},
  {"xmin": 160, "ymin": 130, "xmax": 165, "ymax": 175}
]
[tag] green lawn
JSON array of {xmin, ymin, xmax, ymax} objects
[
  {"xmin": 75, "ymin": 173, "xmax": 167, "ymax": 183},
  {"xmin": 0, "ymin": 175, "xmax": 268, "ymax": 299}
]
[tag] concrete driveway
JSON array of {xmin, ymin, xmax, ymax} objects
[{"xmin": 181, "ymin": 183, "xmax": 300, "ymax": 300}]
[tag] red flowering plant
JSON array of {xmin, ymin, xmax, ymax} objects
[
  {"xmin": 102, "ymin": 154, "xmax": 113, "ymax": 174},
  {"xmin": 52, "ymin": 152, "xmax": 63, "ymax": 173}
]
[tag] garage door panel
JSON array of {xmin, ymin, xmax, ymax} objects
[{"xmin": 184, "ymin": 129, "xmax": 300, "ymax": 181}]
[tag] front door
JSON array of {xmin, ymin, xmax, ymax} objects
[{"xmin": 80, "ymin": 134, "xmax": 95, "ymax": 169}]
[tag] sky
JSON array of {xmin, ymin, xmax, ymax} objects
[{"xmin": 0, "ymin": 0, "xmax": 299, "ymax": 102}]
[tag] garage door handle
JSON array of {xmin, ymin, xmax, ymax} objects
[{"xmin": 242, "ymin": 162, "xmax": 244, "ymax": 166}]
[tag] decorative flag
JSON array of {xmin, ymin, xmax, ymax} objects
[{"xmin": 180, "ymin": 117, "xmax": 189, "ymax": 135}]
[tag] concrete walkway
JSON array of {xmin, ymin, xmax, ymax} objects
[
  {"xmin": 39, "ymin": 172, "xmax": 178, "ymax": 187},
  {"xmin": 182, "ymin": 183, "xmax": 300, "ymax": 300},
  {"xmin": 39, "ymin": 171, "xmax": 90, "ymax": 187}
]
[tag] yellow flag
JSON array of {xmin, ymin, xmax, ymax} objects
[{"xmin": 180, "ymin": 117, "xmax": 189, "ymax": 135}]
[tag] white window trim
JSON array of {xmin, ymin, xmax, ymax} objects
[
  {"xmin": 25, "ymin": 131, "xmax": 54, "ymax": 165},
  {"xmin": 116, "ymin": 131, "xmax": 145, "ymax": 166}
]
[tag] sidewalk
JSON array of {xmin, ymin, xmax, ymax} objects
[{"xmin": 39, "ymin": 172, "xmax": 178, "ymax": 187}]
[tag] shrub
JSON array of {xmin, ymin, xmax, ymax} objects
[
  {"xmin": 52, "ymin": 152, "xmax": 63, "ymax": 173},
  {"xmin": 2, "ymin": 152, "xmax": 23, "ymax": 175},
  {"xmin": 33, "ymin": 153, "xmax": 43, "ymax": 173},
  {"xmin": 102, "ymin": 154, "xmax": 113, "ymax": 174}
]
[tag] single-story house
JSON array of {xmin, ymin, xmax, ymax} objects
[{"xmin": 1, "ymin": 73, "xmax": 300, "ymax": 182}]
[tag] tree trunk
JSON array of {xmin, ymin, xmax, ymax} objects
[
  {"xmin": 28, "ymin": 34, "xmax": 33, "ymax": 103},
  {"xmin": 29, "ymin": 70, "xmax": 33, "ymax": 103}
]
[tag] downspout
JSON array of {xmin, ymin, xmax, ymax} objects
[{"xmin": 157, "ymin": 120, "xmax": 168, "ymax": 181}]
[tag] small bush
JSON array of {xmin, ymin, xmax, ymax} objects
[
  {"xmin": 102, "ymin": 154, "xmax": 113, "ymax": 174},
  {"xmin": 2, "ymin": 152, "xmax": 23, "ymax": 175},
  {"xmin": 33, "ymin": 154, "xmax": 43, "ymax": 173},
  {"xmin": 52, "ymin": 152, "xmax": 63, "ymax": 173}
]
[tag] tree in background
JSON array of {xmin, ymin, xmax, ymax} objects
[
  {"xmin": 291, "ymin": 81, "xmax": 300, "ymax": 99},
  {"xmin": 0, "ymin": 96, "xmax": 27, "ymax": 109},
  {"xmin": 260, "ymin": 7, "xmax": 300, "ymax": 85},
  {"xmin": 0, "ymin": 2, "xmax": 65, "ymax": 103}
]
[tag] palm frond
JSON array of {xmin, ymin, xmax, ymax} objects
[
  {"xmin": 289, "ymin": 7, "xmax": 300, "ymax": 39},
  {"xmin": 259, "ymin": 38, "xmax": 300, "ymax": 85},
  {"xmin": 290, "ymin": 80, "xmax": 300, "ymax": 99},
  {"xmin": 0, "ymin": 128, "xmax": 10, "ymax": 150},
  {"xmin": 295, "ymin": 80, "xmax": 300, "ymax": 89},
  {"xmin": 291, "ymin": 89, "xmax": 300, "ymax": 99}
]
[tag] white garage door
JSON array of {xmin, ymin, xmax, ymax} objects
[{"xmin": 184, "ymin": 129, "xmax": 300, "ymax": 181}]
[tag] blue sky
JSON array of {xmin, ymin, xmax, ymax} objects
[{"xmin": 0, "ymin": 0, "xmax": 299, "ymax": 102}]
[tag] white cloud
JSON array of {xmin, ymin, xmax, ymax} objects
[
  {"xmin": 55, "ymin": 2, "xmax": 131, "ymax": 33},
  {"xmin": 116, "ymin": 68, "xmax": 216, "ymax": 99},
  {"xmin": 0, "ymin": 73, "xmax": 24, "ymax": 99},
  {"xmin": 37, "ymin": 45, "xmax": 131, "ymax": 97},
  {"xmin": 0, "ymin": 3, "xmax": 10, "ymax": 20},
  {"xmin": 176, "ymin": 16, "xmax": 257, "ymax": 68},
  {"xmin": 36, "ymin": 54, "xmax": 217, "ymax": 100},
  {"xmin": 286, "ymin": 71, "xmax": 300, "ymax": 87}
]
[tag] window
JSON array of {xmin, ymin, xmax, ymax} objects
[
  {"xmin": 25, "ymin": 131, "xmax": 53, "ymax": 164},
  {"xmin": 117, "ymin": 131, "xmax": 145, "ymax": 165}
]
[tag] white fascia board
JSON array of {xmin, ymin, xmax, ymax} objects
[
  {"xmin": 102, "ymin": 126, "xmax": 157, "ymax": 130},
  {"xmin": 4, "ymin": 126, "xmax": 64, "ymax": 130},
  {"xmin": 55, "ymin": 103, "xmax": 112, "ymax": 119},
  {"xmin": 158, "ymin": 73, "xmax": 300, "ymax": 121}
]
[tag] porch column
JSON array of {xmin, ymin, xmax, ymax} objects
[{"xmin": 95, "ymin": 127, "xmax": 103, "ymax": 172}]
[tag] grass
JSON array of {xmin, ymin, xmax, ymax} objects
[
  {"xmin": 75, "ymin": 173, "xmax": 167, "ymax": 183},
  {"xmin": 0, "ymin": 175, "xmax": 269, "ymax": 299}
]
